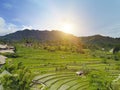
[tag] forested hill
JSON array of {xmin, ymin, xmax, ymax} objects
[
  {"xmin": 0, "ymin": 29, "xmax": 120, "ymax": 48},
  {"xmin": 80, "ymin": 35, "xmax": 120, "ymax": 48},
  {"xmin": 0, "ymin": 29, "xmax": 79, "ymax": 42}
]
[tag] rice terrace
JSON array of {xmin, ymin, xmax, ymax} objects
[
  {"xmin": 0, "ymin": 0, "xmax": 120, "ymax": 90},
  {"xmin": 0, "ymin": 30, "xmax": 119, "ymax": 90}
]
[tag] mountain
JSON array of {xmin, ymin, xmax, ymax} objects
[
  {"xmin": 80, "ymin": 35, "xmax": 120, "ymax": 48},
  {"xmin": 0, "ymin": 29, "xmax": 79, "ymax": 43},
  {"xmin": 0, "ymin": 29, "xmax": 120, "ymax": 49}
]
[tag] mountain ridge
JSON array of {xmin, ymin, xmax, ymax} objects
[
  {"xmin": 0, "ymin": 29, "xmax": 120, "ymax": 48},
  {"xmin": 80, "ymin": 34, "xmax": 120, "ymax": 48},
  {"xmin": 0, "ymin": 29, "xmax": 79, "ymax": 42}
]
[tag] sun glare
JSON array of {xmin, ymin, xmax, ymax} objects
[{"xmin": 61, "ymin": 23, "xmax": 73, "ymax": 34}]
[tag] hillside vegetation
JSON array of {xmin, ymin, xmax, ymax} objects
[
  {"xmin": 1, "ymin": 29, "xmax": 120, "ymax": 50},
  {"xmin": 80, "ymin": 35, "xmax": 120, "ymax": 49},
  {"xmin": 0, "ymin": 30, "xmax": 120, "ymax": 90}
]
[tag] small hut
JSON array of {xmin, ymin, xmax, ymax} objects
[
  {"xmin": 76, "ymin": 71, "xmax": 84, "ymax": 76},
  {"xmin": 0, "ymin": 44, "xmax": 8, "ymax": 50},
  {"xmin": 0, "ymin": 44, "xmax": 15, "ymax": 53},
  {"xmin": 7, "ymin": 46, "xmax": 15, "ymax": 50}
]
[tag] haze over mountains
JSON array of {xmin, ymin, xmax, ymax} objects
[
  {"xmin": 0, "ymin": 29, "xmax": 79, "ymax": 42},
  {"xmin": 80, "ymin": 35, "xmax": 120, "ymax": 47},
  {"xmin": 0, "ymin": 29, "xmax": 120, "ymax": 48}
]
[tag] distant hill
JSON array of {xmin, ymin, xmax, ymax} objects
[
  {"xmin": 0, "ymin": 29, "xmax": 120, "ymax": 49},
  {"xmin": 0, "ymin": 29, "xmax": 79, "ymax": 43},
  {"xmin": 80, "ymin": 35, "xmax": 120, "ymax": 48}
]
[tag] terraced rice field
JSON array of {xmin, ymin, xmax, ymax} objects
[
  {"xmin": 32, "ymin": 73, "xmax": 89, "ymax": 90},
  {"xmin": 9, "ymin": 45, "xmax": 120, "ymax": 90},
  {"xmin": 31, "ymin": 60, "xmax": 119, "ymax": 90}
]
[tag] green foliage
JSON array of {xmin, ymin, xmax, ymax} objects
[
  {"xmin": 88, "ymin": 71, "xmax": 113, "ymax": 90},
  {"xmin": 81, "ymin": 35, "xmax": 120, "ymax": 50},
  {"xmin": 111, "ymin": 80, "xmax": 120, "ymax": 90},
  {"xmin": 113, "ymin": 47, "xmax": 120, "ymax": 54},
  {"xmin": 2, "ymin": 44, "xmax": 120, "ymax": 89},
  {"xmin": 0, "ymin": 62, "xmax": 33, "ymax": 90},
  {"xmin": 81, "ymin": 64, "xmax": 89, "ymax": 75},
  {"xmin": 1, "ymin": 61, "xmax": 16, "ymax": 73},
  {"xmin": 36, "ymin": 40, "xmax": 84, "ymax": 53},
  {"xmin": 102, "ymin": 59, "xmax": 108, "ymax": 64},
  {"xmin": 1, "ymin": 53, "xmax": 19, "ymax": 58},
  {"xmin": 55, "ymin": 66, "xmax": 68, "ymax": 71},
  {"xmin": 114, "ymin": 53, "xmax": 120, "ymax": 61},
  {"xmin": 115, "ymin": 63, "xmax": 120, "ymax": 70}
]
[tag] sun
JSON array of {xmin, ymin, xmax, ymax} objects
[{"xmin": 61, "ymin": 23, "xmax": 73, "ymax": 33}]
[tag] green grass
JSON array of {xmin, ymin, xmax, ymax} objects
[
  {"xmin": 11, "ymin": 45, "xmax": 99, "ymax": 74},
  {"xmin": 7, "ymin": 45, "xmax": 120, "ymax": 90}
]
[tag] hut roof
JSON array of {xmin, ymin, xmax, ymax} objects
[
  {"xmin": 0, "ymin": 70, "xmax": 11, "ymax": 77},
  {"xmin": 0, "ymin": 55, "xmax": 6, "ymax": 65},
  {"xmin": 0, "ymin": 44, "xmax": 7, "ymax": 49},
  {"xmin": 76, "ymin": 71, "xmax": 84, "ymax": 75}
]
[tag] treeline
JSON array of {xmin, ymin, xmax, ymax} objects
[
  {"xmin": 21, "ymin": 39, "xmax": 85, "ymax": 54},
  {"xmin": 1, "ymin": 36, "xmax": 120, "ymax": 53}
]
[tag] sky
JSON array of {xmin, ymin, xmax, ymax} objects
[{"xmin": 0, "ymin": 0, "xmax": 120, "ymax": 37}]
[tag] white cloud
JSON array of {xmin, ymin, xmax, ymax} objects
[
  {"xmin": 7, "ymin": 23, "xmax": 18, "ymax": 32},
  {"xmin": 0, "ymin": 17, "xmax": 6, "ymax": 28},
  {"xmin": 22, "ymin": 25, "xmax": 33, "ymax": 30},
  {"xmin": 0, "ymin": 17, "xmax": 19, "ymax": 36},
  {"xmin": 0, "ymin": 17, "xmax": 35, "ymax": 36}
]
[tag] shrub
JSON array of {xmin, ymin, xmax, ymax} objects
[
  {"xmin": 2, "ymin": 53, "xmax": 19, "ymax": 58},
  {"xmin": 88, "ymin": 71, "xmax": 113, "ymax": 90},
  {"xmin": 114, "ymin": 55, "xmax": 120, "ymax": 61},
  {"xmin": 102, "ymin": 59, "xmax": 107, "ymax": 64},
  {"xmin": 0, "ymin": 62, "xmax": 33, "ymax": 90}
]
